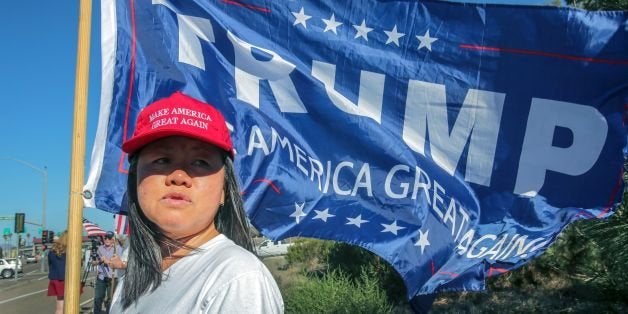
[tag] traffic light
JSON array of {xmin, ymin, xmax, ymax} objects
[
  {"xmin": 14, "ymin": 213, "xmax": 25, "ymax": 234},
  {"xmin": 42, "ymin": 230, "xmax": 49, "ymax": 244},
  {"xmin": 47, "ymin": 231, "xmax": 55, "ymax": 243}
]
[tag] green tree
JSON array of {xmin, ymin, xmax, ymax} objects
[
  {"xmin": 567, "ymin": 0, "xmax": 628, "ymax": 10},
  {"xmin": 578, "ymin": 191, "xmax": 628, "ymax": 300}
]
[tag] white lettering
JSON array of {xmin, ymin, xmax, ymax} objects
[
  {"xmin": 432, "ymin": 180, "xmax": 445, "ymax": 220},
  {"xmin": 402, "ymin": 81, "xmax": 505, "ymax": 186},
  {"xmin": 352, "ymin": 163, "xmax": 372, "ymax": 197},
  {"xmin": 309, "ymin": 157, "xmax": 325, "ymax": 191},
  {"xmin": 443, "ymin": 198, "xmax": 457, "ymax": 236},
  {"xmin": 294, "ymin": 144, "xmax": 308, "ymax": 176},
  {"xmin": 180, "ymin": 118, "xmax": 208, "ymax": 129},
  {"xmin": 515, "ymin": 98, "xmax": 608, "ymax": 196},
  {"xmin": 311, "ymin": 60, "xmax": 385, "ymax": 123},
  {"xmin": 333, "ymin": 161, "xmax": 354, "ymax": 196},
  {"xmin": 247, "ymin": 125, "xmax": 269, "ymax": 155},
  {"xmin": 228, "ymin": 31, "xmax": 306, "ymax": 113},
  {"xmin": 271, "ymin": 128, "xmax": 294, "ymax": 162},
  {"xmin": 467, "ymin": 234, "xmax": 497, "ymax": 258},
  {"xmin": 385, "ymin": 164, "xmax": 410, "ymax": 199},
  {"xmin": 412, "ymin": 166, "xmax": 431, "ymax": 203},
  {"xmin": 149, "ymin": 108, "xmax": 169, "ymax": 122},
  {"xmin": 151, "ymin": 117, "xmax": 178, "ymax": 129}
]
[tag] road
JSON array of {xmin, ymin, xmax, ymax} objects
[{"xmin": 0, "ymin": 261, "xmax": 98, "ymax": 313}]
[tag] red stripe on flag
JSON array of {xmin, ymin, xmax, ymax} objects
[
  {"xmin": 597, "ymin": 171, "xmax": 624, "ymax": 218},
  {"xmin": 459, "ymin": 44, "xmax": 628, "ymax": 65},
  {"xmin": 83, "ymin": 218, "xmax": 106, "ymax": 237},
  {"xmin": 221, "ymin": 0, "xmax": 271, "ymax": 13},
  {"xmin": 118, "ymin": 0, "xmax": 137, "ymax": 174},
  {"xmin": 488, "ymin": 267, "xmax": 508, "ymax": 277},
  {"xmin": 115, "ymin": 214, "xmax": 130, "ymax": 235}
]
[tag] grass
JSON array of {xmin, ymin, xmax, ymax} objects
[
  {"xmin": 262, "ymin": 256, "xmax": 308, "ymax": 292},
  {"xmin": 262, "ymin": 256, "xmax": 628, "ymax": 313}
]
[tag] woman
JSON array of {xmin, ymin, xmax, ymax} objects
[
  {"xmin": 109, "ymin": 92, "xmax": 283, "ymax": 313},
  {"xmin": 47, "ymin": 231, "xmax": 68, "ymax": 314}
]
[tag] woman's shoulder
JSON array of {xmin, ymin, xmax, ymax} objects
[
  {"xmin": 193, "ymin": 236, "xmax": 283, "ymax": 311},
  {"xmin": 201, "ymin": 234, "xmax": 261, "ymax": 266},
  {"xmin": 201, "ymin": 234, "xmax": 259, "ymax": 262}
]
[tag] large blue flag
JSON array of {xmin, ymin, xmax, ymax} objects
[{"xmin": 85, "ymin": 0, "xmax": 627, "ymax": 298}]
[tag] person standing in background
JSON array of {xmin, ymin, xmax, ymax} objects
[
  {"xmin": 93, "ymin": 231, "xmax": 116, "ymax": 314},
  {"xmin": 47, "ymin": 232, "xmax": 68, "ymax": 314}
]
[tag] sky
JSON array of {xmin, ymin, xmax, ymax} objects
[{"xmin": 0, "ymin": 0, "xmax": 560, "ymax": 243}]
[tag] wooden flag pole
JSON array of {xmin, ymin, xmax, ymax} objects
[{"xmin": 65, "ymin": 0, "xmax": 92, "ymax": 313}]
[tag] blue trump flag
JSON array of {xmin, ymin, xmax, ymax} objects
[{"xmin": 85, "ymin": 0, "xmax": 627, "ymax": 298}]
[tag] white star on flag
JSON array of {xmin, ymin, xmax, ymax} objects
[
  {"xmin": 414, "ymin": 229, "xmax": 431, "ymax": 254},
  {"xmin": 290, "ymin": 202, "xmax": 307, "ymax": 224},
  {"xmin": 353, "ymin": 19, "xmax": 373, "ymax": 41},
  {"xmin": 416, "ymin": 30, "xmax": 438, "ymax": 51},
  {"xmin": 381, "ymin": 220, "xmax": 406, "ymax": 235},
  {"xmin": 313, "ymin": 208, "xmax": 335, "ymax": 222},
  {"xmin": 292, "ymin": 7, "xmax": 311, "ymax": 28},
  {"xmin": 346, "ymin": 214, "xmax": 368, "ymax": 228},
  {"xmin": 384, "ymin": 25, "xmax": 405, "ymax": 46},
  {"xmin": 322, "ymin": 14, "xmax": 342, "ymax": 34}
]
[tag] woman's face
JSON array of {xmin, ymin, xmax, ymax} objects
[{"xmin": 136, "ymin": 136, "xmax": 225, "ymax": 239}]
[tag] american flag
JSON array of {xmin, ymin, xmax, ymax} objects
[
  {"xmin": 83, "ymin": 218, "xmax": 106, "ymax": 237},
  {"xmin": 114, "ymin": 214, "xmax": 130, "ymax": 235},
  {"xmin": 83, "ymin": 0, "xmax": 627, "ymax": 303}
]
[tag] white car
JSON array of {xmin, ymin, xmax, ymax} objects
[
  {"xmin": 255, "ymin": 240, "xmax": 293, "ymax": 257},
  {"xmin": 25, "ymin": 255, "xmax": 38, "ymax": 264},
  {"xmin": 0, "ymin": 258, "xmax": 23, "ymax": 279}
]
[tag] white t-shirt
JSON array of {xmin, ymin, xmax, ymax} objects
[{"xmin": 109, "ymin": 234, "xmax": 283, "ymax": 313}]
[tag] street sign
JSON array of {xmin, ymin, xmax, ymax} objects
[{"xmin": 3, "ymin": 227, "xmax": 10, "ymax": 235}]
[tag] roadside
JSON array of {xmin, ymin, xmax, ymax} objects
[{"xmin": 0, "ymin": 266, "xmax": 47, "ymax": 293}]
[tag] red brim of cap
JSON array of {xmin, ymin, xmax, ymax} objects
[{"xmin": 122, "ymin": 128, "xmax": 235, "ymax": 158}]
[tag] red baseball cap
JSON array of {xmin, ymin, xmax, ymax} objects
[{"xmin": 122, "ymin": 91, "xmax": 234, "ymax": 157}]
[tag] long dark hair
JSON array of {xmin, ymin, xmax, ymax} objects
[{"xmin": 121, "ymin": 153, "xmax": 254, "ymax": 309}]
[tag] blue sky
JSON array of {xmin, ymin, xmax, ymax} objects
[
  {"xmin": 0, "ymin": 2, "xmax": 106, "ymax": 240},
  {"xmin": 0, "ymin": 0, "xmax": 559, "ymax": 241}
]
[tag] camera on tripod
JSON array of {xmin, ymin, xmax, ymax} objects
[
  {"xmin": 90, "ymin": 237, "xmax": 100, "ymax": 261},
  {"xmin": 83, "ymin": 236, "xmax": 103, "ymax": 288}
]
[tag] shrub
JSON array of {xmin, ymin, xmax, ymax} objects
[
  {"xmin": 327, "ymin": 242, "xmax": 407, "ymax": 304},
  {"xmin": 284, "ymin": 239, "xmax": 407, "ymax": 305},
  {"xmin": 285, "ymin": 238, "xmax": 334, "ymax": 273},
  {"xmin": 578, "ymin": 193, "xmax": 628, "ymax": 300},
  {"xmin": 284, "ymin": 270, "xmax": 394, "ymax": 314}
]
